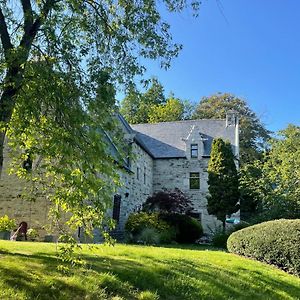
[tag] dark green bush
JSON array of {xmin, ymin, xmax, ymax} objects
[
  {"xmin": 211, "ymin": 222, "xmax": 250, "ymax": 248},
  {"xmin": 160, "ymin": 213, "xmax": 203, "ymax": 244},
  {"xmin": 125, "ymin": 212, "xmax": 203, "ymax": 244},
  {"xmin": 227, "ymin": 219, "xmax": 300, "ymax": 275}
]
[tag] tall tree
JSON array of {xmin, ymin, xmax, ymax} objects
[
  {"xmin": 0, "ymin": 1, "xmax": 199, "ymax": 236},
  {"xmin": 193, "ymin": 93, "xmax": 271, "ymax": 164},
  {"xmin": 207, "ymin": 138, "xmax": 240, "ymax": 231},
  {"xmin": 148, "ymin": 97, "xmax": 184, "ymax": 123},
  {"xmin": 120, "ymin": 78, "xmax": 166, "ymax": 124},
  {"xmin": 240, "ymin": 124, "xmax": 300, "ymax": 221}
]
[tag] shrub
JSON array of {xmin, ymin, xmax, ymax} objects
[
  {"xmin": 160, "ymin": 213, "xmax": 203, "ymax": 243},
  {"xmin": 212, "ymin": 221, "xmax": 250, "ymax": 249},
  {"xmin": 137, "ymin": 228, "xmax": 160, "ymax": 245},
  {"xmin": 125, "ymin": 212, "xmax": 169, "ymax": 235},
  {"xmin": 27, "ymin": 228, "xmax": 39, "ymax": 240},
  {"xmin": 227, "ymin": 219, "xmax": 300, "ymax": 275},
  {"xmin": 0, "ymin": 215, "xmax": 17, "ymax": 232},
  {"xmin": 143, "ymin": 188, "xmax": 193, "ymax": 214}
]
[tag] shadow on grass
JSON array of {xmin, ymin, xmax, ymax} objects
[
  {"xmin": 83, "ymin": 252, "xmax": 300, "ymax": 300},
  {"xmin": 0, "ymin": 246, "xmax": 299, "ymax": 300}
]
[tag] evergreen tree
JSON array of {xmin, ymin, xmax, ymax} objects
[{"xmin": 207, "ymin": 138, "xmax": 240, "ymax": 231}]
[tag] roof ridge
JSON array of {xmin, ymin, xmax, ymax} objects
[{"xmin": 131, "ymin": 118, "xmax": 226, "ymax": 126}]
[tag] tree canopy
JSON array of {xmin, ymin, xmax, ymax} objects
[
  {"xmin": 240, "ymin": 124, "xmax": 300, "ymax": 220},
  {"xmin": 0, "ymin": 0, "xmax": 199, "ymax": 237},
  {"xmin": 192, "ymin": 93, "xmax": 271, "ymax": 164},
  {"xmin": 207, "ymin": 138, "xmax": 240, "ymax": 230},
  {"xmin": 120, "ymin": 81, "xmax": 193, "ymax": 124}
]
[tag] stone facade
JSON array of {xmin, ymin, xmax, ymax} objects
[
  {"xmin": 152, "ymin": 158, "xmax": 219, "ymax": 233},
  {"xmin": 0, "ymin": 113, "xmax": 239, "ymax": 238},
  {"xmin": 114, "ymin": 142, "xmax": 153, "ymax": 230},
  {"xmin": 0, "ymin": 142, "xmax": 51, "ymax": 237}
]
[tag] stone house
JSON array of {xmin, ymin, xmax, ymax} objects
[
  {"xmin": 0, "ymin": 112, "xmax": 239, "ymax": 239},
  {"xmin": 112, "ymin": 112, "xmax": 239, "ymax": 235}
]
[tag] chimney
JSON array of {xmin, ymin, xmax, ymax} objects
[{"xmin": 226, "ymin": 110, "xmax": 238, "ymax": 127}]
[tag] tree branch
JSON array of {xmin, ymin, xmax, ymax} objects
[
  {"xmin": 0, "ymin": 6, "xmax": 14, "ymax": 59},
  {"xmin": 19, "ymin": 0, "xmax": 57, "ymax": 50},
  {"xmin": 21, "ymin": 0, "xmax": 34, "ymax": 36}
]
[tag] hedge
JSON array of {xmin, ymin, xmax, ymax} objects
[{"xmin": 227, "ymin": 219, "xmax": 300, "ymax": 275}]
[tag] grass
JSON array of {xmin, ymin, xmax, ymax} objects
[{"xmin": 0, "ymin": 241, "xmax": 299, "ymax": 299}]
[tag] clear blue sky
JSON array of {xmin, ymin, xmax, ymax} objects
[{"xmin": 131, "ymin": 0, "xmax": 300, "ymax": 132}]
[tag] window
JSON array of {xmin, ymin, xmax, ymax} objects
[
  {"xmin": 191, "ymin": 144, "xmax": 198, "ymax": 158},
  {"xmin": 189, "ymin": 172, "xmax": 200, "ymax": 189},
  {"xmin": 112, "ymin": 195, "xmax": 121, "ymax": 223},
  {"xmin": 144, "ymin": 166, "xmax": 146, "ymax": 184},
  {"xmin": 136, "ymin": 167, "xmax": 140, "ymax": 180}
]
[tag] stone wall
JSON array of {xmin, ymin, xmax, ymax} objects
[
  {"xmin": 153, "ymin": 157, "xmax": 221, "ymax": 233},
  {"xmin": 114, "ymin": 142, "xmax": 153, "ymax": 230},
  {"xmin": 0, "ymin": 142, "xmax": 51, "ymax": 237}
]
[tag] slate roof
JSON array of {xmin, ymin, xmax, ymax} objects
[{"xmin": 131, "ymin": 119, "xmax": 236, "ymax": 158}]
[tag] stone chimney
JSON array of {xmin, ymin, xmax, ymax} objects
[{"xmin": 226, "ymin": 110, "xmax": 238, "ymax": 127}]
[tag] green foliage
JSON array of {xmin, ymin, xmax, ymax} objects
[
  {"xmin": 192, "ymin": 93, "xmax": 271, "ymax": 164},
  {"xmin": 0, "ymin": 0, "xmax": 200, "ymax": 245},
  {"xmin": 125, "ymin": 212, "xmax": 170, "ymax": 236},
  {"xmin": 227, "ymin": 219, "xmax": 300, "ymax": 276},
  {"xmin": 240, "ymin": 124, "xmax": 300, "ymax": 221},
  {"xmin": 137, "ymin": 227, "xmax": 161, "ymax": 245},
  {"xmin": 148, "ymin": 97, "xmax": 184, "ymax": 123},
  {"xmin": 160, "ymin": 213, "xmax": 203, "ymax": 243},
  {"xmin": 0, "ymin": 215, "xmax": 16, "ymax": 232},
  {"xmin": 207, "ymin": 138, "xmax": 240, "ymax": 229},
  {"xmin": 125, "ymin": 212, "xmax": 202, "ymax": 244},
  {"xmin": 211, "ymin": 222, "xmax": 250, "ymax": 249},
  {"xmin": 120, "ymin": 81, "xmax": 194, "ymax": 124},
  {"xmin": 120, "ymin": 79, "xmax": 166, "ymax": 124},
  {"xmin": 27, "ymin": 228, "xmax": 38, "ymax": 240}
]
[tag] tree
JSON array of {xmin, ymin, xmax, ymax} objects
[
  {"xmin": 0, "ymin": 1, "xmax": 199, "ymax": 237},
  {"xmin": 120, "ymin": 78, "xmax": 166, "ymax": 124},
  {"xmin": 143, "ymin": 188, "xmax": 193, "ymax": 214},
  {"xmin": 207, "ymin": 138, "xmax": 240, "ymax": 231},
  {"xmin": 148, "ymin": 97, "xmax": 184, "ymax": 123},
  {"xmin": 121, "ymin": 86, "xmax": 194, "ymax": 124},
  {"xmin": 241, "ymin": 124, "xmax": 300, "ymax": 221},
  {"xmin": 192, "ymin": 93, "xmax": 271, "ymax": 164}
]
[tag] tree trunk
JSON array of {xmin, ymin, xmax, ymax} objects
[{"xmin": 222, "ymin": 219, "xmax": 226, "ymax": 233}]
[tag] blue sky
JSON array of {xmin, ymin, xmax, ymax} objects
[{"xmin": 131, "ymin": 0, "xmax": 300, "ymax": 132}]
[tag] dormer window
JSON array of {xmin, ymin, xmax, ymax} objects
[{"xmin": 191, "ymin": 144, "xmax": 198, "ymax": 158}]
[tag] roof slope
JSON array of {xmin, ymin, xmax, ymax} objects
[{"xmin": 131, "ymin": 119, "xmax": 236, "ymax": 158}]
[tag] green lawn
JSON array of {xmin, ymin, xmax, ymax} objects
[{"xmin": 0, "ymin": 241, "xmax": 299, "ymax": 300}]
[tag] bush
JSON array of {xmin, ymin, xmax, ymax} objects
[
  {"xmin": 0, "ymin": 215, "xmax": 16, "ymax": 232},
  {"xmin": 125, "ymin": 212, "xmax": 169, "ymax": 236},
  {"xmin": 143, "ymin": 189, "xmax": 193, "ymax": 214},
  {"xmin": 227, "ymin": 219, "xmax": 300, "ymax": 275},
  {"xmin": 212, "ymin": 221, "xmax": 250, "ymax": 249},
  {"xmin": 160, "ymin": 213, "xmax": 203, "ymax": 244},
  {"xmin": 137, "ymin": 228, "xmax": 160, "ymax": 245},
  {"xmin": 27, "ymin": 228, "xmax": 39, "ymax": 240}
]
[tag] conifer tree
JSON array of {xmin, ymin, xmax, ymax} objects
[{"xmin": 207, "ymin": 138, "xmax": 240, "ymax": 231}]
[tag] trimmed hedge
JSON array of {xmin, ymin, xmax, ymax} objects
[{"xmin": 227, "ymin": 219, "xmax": 300, "ymax": 275}]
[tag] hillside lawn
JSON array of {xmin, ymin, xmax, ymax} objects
[{"xmin": 0, "ymin": 241, "xmax": 299, "ymax": 300}]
